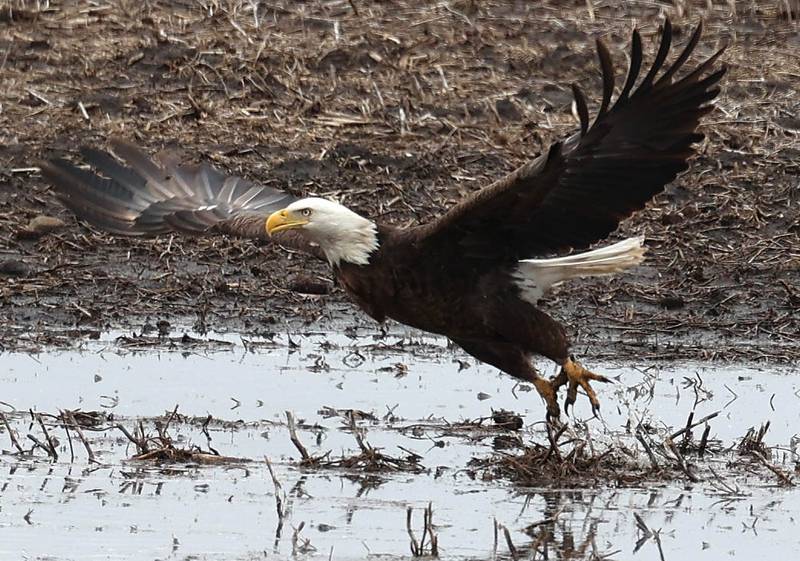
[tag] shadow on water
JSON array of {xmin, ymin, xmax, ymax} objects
[{"xmin": 1, "ymin": 330, "xmax": 799, "ymax": 560}]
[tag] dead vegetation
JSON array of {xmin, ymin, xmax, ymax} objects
[
  {"xmin": 119, "ymin": 405, "xmax": 247, "ymax": 463},
  {"xmin": 4, "ymin": 385, "xmax": 794, "ymax": 492},
  {"xmin": 0, "ymin": 405, "xmax": 248, "ymax": 464},
  {"xmin": 0, "ymin": 0, "xmax": 797, "ymax": 359},
  {"xmin": 0, "ymin": 404, "xmax": 425, "ymax": 474},
  {"xmin": 1, "ymin": 396, "xmax": 799, "ymax": 561},
  {"xmin": 737, "ymin": 421, "xmax": 795, "ymax": 486},
  {"xmin": 285, "ymin": 409, "xmax": 426, "ymax": 473},
  {"xmin": 469, "ymin": 410, "xmax": 798, "ymax": 489}
]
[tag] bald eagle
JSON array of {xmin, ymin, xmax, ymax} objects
[{"xmin": 40, "ymin": 21, "xmax": 725, "ymax": 419}]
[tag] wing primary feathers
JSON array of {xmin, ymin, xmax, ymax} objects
[
  {"xmin": 417, "ymin": 17, "xmax": 725, "ymax": 260},
  {"xmin": 571, "ymin": 84, "xmax": 590, "ymax": 137},
  {"xmin": 656, "ymin": 20, "xmax": 703, "ymax": 86},
  {"xmin": 232, "ymin": 185, "xmax": 268, "ymax": 208},
  {"xmin": 168, "ymin": 165, "xmax": 210, "ymax": 198},
  {"xmin": 41, "ymin": 141, "xmax": 307, "ymax": 250},
  {"xmin": 639, "ymin": 19, "xmax": 673, "ymax": 91},
  {"xmin": 672, "ymin": 46, "xmax": 727, "ymax": 89},
  {"xmin": 616, "ymin": 29, "xmax": 643, "ymax": 104},
  {"xmin": 196, "ymin": 169, "xmax": 214, "ymax": 201},
  {"xmin": 595, "ymin": 39, "xmax": 615, "ymax": 119},
  {"xmin": 108, "ymin": 139, "xmax": 165, "ymax": 187},
  {"xmin": 79, "ymin": 146, "xmax": 150, "ymax": 199},
  {"xmin": 218, "ymin": 177, "xmax": 239, "ymax": 205},
  {"xmin": 42, "ymin": 159, "xmax": 139, "ymax": 216}
]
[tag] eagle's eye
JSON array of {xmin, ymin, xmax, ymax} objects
[{"xmin": 300, "ymin": 208, "xmax": 312, "ymax": 217}]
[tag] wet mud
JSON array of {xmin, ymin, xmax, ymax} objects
[{"xmin": 0, "ymin": 0, "xmax": 798, "ymax": 360}]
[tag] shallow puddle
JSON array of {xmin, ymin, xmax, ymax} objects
[{"xmin": 2, "ymin": 330, "xmax": 799, "ymax": 560}]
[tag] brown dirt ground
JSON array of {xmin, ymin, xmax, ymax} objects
[{"xmin": 1, "ymin": 0, "xmax": 798, "ymax": 359}]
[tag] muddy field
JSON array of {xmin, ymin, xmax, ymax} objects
[
  {"xmin": 0, "ymin": 0, "xmax": 797, "ymax": 359},
  {"xmin": 1, "ymin": 1, "xmax": 800, "ymax": 560}
]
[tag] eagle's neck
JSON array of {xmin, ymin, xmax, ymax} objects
[{"xmin": 321, "ymin": 217, "xmax": 380, "ymax": 267}]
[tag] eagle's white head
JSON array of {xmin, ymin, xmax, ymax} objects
[{"xmin": 266, "ymin": 197, "xmax": 379, "ymax": 266}]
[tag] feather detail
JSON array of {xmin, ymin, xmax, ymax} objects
[{"xmin": 513, "ymin": 237, "xmax": 646, "ymax": 303}]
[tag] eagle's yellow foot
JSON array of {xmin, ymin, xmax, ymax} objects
[
  {"xmin": 530, "ymin": 378, "xmax": 562, "ymax": 421},
  {"xmin": 553, "ymin": 357, "xmax": 610, "ymax": 416}
]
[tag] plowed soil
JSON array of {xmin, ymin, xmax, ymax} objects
[{"xmin": 1, "ymin": 0, "xmax": 798, "ymax": 358}]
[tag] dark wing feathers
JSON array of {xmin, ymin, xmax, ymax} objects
[
  {"xmin": 640, "ymin": 19, "xmax": 673, "ymax": 90},
  {"xmin": 656, "ymin": 20, "xmax": 700, "ymax": 86},
  {"xmin": 617, "ymin": 30, "xmax": 643, "ymax": 104},
  {"xmin": 572, "ymin": 83, "xmax": 590, "ymax": 137},
  {"xmin": 595, "ymin": 39, "xmax": 614, "ymax": 119},
  {"xmin": 417, "ymin": 20, "xmax": 725, "ymax": 260}
]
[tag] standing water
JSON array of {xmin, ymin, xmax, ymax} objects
[{"xmin": 1, "ymin": 330, "xmax": 799, "ymax": 560}]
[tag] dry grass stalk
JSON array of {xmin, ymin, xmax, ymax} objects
[
  {"xmin": 265, "ymin": 456, "xmax": 287, "ymax": 541},
  {"xmin": 285, "ymin": 410, "xmax": 312, "ymax": 462},
  {"xmin": 633, "ymin": 512, "xmax": 666, "ymax": 561},
  {"xmin": 0, "ymin": 411, "xmax": 25, "ymax": 454},
  {"xmin": 407, "ymin": 503, "xmax": 439, "ymax": 557},
  {"xmin": 34, "ymin": 413, "xmax": 58, "ymax": 460},
  {"xmin": 750, "ymin": 450, "xmax": 794, "ymax": 486},
  {"xmin": 62, "ymin": 409, "xmax": 98, "ymax": 464}
]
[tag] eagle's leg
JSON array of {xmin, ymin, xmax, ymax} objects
[
  {"xmin": 452, "ymin": 339, "xmax": 561, "ymax": 419},
  {"xmin": 551, "ymin": 357, "xmax": 610, "ymax": 416}
]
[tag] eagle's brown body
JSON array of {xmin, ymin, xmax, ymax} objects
[
  {"xmin": 337, "ymin": 225, "xmax": 569, "ymax": 366},
  {"xmin": 40, "ymin": 20, "xmax": 725, "ymax": 418}
]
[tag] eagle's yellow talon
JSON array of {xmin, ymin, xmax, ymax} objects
[
  {"xmin": 531, "ymin": 378, "xmax": 561, "ymax": 420},
  {"xmin": 556, "ymin": 358, "xmax": 610, "ymax": 417}
]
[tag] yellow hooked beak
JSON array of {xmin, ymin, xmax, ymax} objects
[{"xmin": 266, "ymin": 208, "xmax": 309, "ymax": 236}]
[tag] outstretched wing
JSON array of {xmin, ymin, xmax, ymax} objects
[
  {"xmin": 415, "ymin": 20, "xmax": 726, "ymax": 261},
  {"xmin": 40, "ymin": 139, "xmax": 319, "ymax": 255}
]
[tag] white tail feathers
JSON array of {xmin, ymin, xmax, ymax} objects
[{"xmin": 513, "ymin": 236, "xmax": 646, "ymax": 303}]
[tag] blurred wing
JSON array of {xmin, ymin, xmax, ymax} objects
[
  {"xmin": 40, "ymin": 139, "xmax": 320, "ymax": 257},
  {"xmin": 417, "ymin": 20, "xmax": 726, "ymax": 261}
]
